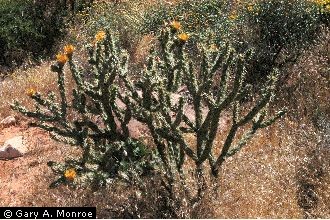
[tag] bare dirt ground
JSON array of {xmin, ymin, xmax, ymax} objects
[
  {"xmin": 0, "ymin": 120, "xmax": 328, "ymax": 218},
  {"xmin": 0, "ymin": 124, "xmax": 78, "ymax": 206}
]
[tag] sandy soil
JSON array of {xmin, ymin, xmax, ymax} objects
[{"xmin": 0, "ymin": 124, "xmax": 70, "ymax": 206}]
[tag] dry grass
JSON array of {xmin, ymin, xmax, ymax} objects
[
  {"xmin": 0, "ymin": 62, "xmax": 57, "ymax": 119},
  {"xmin": 1, "ymin": 115, "xmax": 327, "ymax": 218},
  {"xmin": 0, "ymin": 61, "xmax": 78, "ymax": 121}
]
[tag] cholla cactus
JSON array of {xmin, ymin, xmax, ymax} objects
[
  {"xmin": 13, "ymin": 33, "xmax": 130, "ymax": 148},
  {"xmin": 11, "ymin": 32, "xmax": 151, "ymax": 186},
  {"xmin": 119, "ymin": 24, "xmax": 285, "ymax": 202},
  {"xmin": 12, "ymin": 23, "xmax": 284, "ymax": 203}
]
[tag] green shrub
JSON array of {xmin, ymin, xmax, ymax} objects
[
  {"xmin": 241, "ymin": 0, "xmax": 324, "ymax": 82},
  {"xmin": 141, "ymin": 0, "xmax": 326, "ymax": 85},
  {"xmin": 0, "ymin": 0, "xmax": 65, "ymax": 67},
  {"xmin": 141, "ymin": 0, "xmax": 234, "ymax": 44},
  {"xmin": 12, "ymin": 25, "xmax": 285, "ymax": 216}
]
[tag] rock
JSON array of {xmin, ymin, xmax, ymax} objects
[
  {"xmin": 0, "ymin": 136, "xmax": 27, "ymax": 160},
  {"xmin": 0, "ymin": 116, "xmax": 16, "ymax": 128},
  {"xmin": 127, "ymin": 119, "xmax": 150, "ymax": 139}
]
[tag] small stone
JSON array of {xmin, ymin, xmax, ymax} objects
[
  {"xmin": 0, "ymin": 116, "xmax": 16, "ymax": 128},
  {"xmin": 0, "ymin": 136, "xmax": 27, "ymax": 160}
]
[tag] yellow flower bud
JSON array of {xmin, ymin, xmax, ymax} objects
[
  {"xmin": 26, "ymin": 88, "xmax": 36, "ymax": 97},
  {"xmin": 94, "ymin": 30, "xmax": 106, "ymax": 43},
  {"xmin": 64, "ymin": 168, "xmax": 77, "ymax": 181},
  {"xmin": 177, "ymin": 33, "xmax": 189, "ymax": 42},
  {"xmin": 64, "ymin": 44, "xmax": 75, "ymax": 55},
  {"xmin": 56, "ymin": 53, "xmax": 69, "ymax": 65},
  {"xmin": 229, "ymin": 14, "xmax": 238, "ymax": 20},
  {"xmin": 247, "ymin": 5, "xmax": 254, "ymax": 12},
  {"xmin": 170, "ymin": 21, "xmax": 182, "ymax": 31}
]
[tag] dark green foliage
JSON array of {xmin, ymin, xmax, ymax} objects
[
  {"xmin": 0, "ymin": 0, "xmax": 65, "ymax": 67},
  {"xmin": 242, "ymin": 0, "xmax": 324, "ymax": 83}
]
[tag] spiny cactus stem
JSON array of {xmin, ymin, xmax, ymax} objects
[
  {"xmin": 217, "ymin": 49, "xmax": 238, "ymax": 98},
  {"xmin": 198, "ymin": 106, "xmax": 225, "ymax": 164},
  {"xmin": 121, "ymin": 108, "xmax": 132, "ymax": 138},
  {"xmin": 31, "ymin": 122, "xmax": 73, "ymax": 138},
  {"xmin": 31, "ymin": 95, "xmax": 61, "ymax": 118},
  {"xmin": 99, "ymin": 101, "xmax": 118, "ymax": 135},
  {"xmin": 69, "ymin": 60, "xmax": 83, "ymax": 89},
  {"xmin": 197, "ymin": 61, "xmax": 243, "ymax": 138},
  {"xmin": 176, "ymin": 136, "xmax": 198, "ymax": 162},
  {"xmin": 225, "ymin": 126, "xmax": 258, "ymax": 159},
  {"xmin": 177, "ymin": 147, "xmax": 185, "ymax": 171},
  {"xmin": 209, "ymin": 44, "xmax": 228, "ymax": 75},
  {"xmin": 81, "ymin": 141, "xmax": 91, "ymax": 166},
  {"xmin": 212, "ymin": 124, "xmax": 239, "ymax": 176},
  {"xmin": 57, "ymin": 69, "xmax": 68, "ymax": 120},
  {"xmin": 148, "ymin": 123, "xmax": 172, "ymax": 172},
  {"xmin": 12, "ymin": 103, "xmax": 57, "ymax": 122},
  {"xmin": 172, "ymin": 97, "xmax": 184, "ymax": 129},
  {"xmin": 260, "ymin": 110, "xmax": 286, "ymax": 128},
  {"xmin": 194, "ymin": 104, "xmax": 204, "ymax": 158},
  {"xmin": 236, "ymin": 92, "xmax": 272, "ymax": 127},
  {"xmin": 74, "ymin": 119, "xmax": 103, "ymax": 135},
  {"xmin": 183, "ymin": 63, "xmax": 197, "ymax": 97}
]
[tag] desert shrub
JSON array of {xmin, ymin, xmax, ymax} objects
[
  {"xmin": 0, "ymin": 0, "xmax": 65, "ymax": 68},
  {"xmin": 314, "ymin": 0, "xmax": 330, "ymax": 25},
  {"xmin": 240, "ymin": 0, "xmax": 325, "ymax": 83},
  {"xmin": 12, "ymin": 23, "xmax": 285, "ymax": 217},
  {"xmin": 141, "ymin": 0, "xmax": 235, "ymax": 44},
  {"xmin": 142, "ymin": 0, "xmax": 326, "ymax": 85}
]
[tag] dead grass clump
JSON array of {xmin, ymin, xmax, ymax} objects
[
  {"xmin": 273, "ymin": 27, "xmax": 330, "ymax": 218},
  {"xmin": 295, "ymin": 122, "xmax": 330, "ymax": 218},
  {"xmin": 0, "ymin": 63, "xmax": 57, "ymax": 119},
  {"xmin": 210, "ymin": 118, "xmax": 302, "ymax": 218},
  {"xmin": 278, "ymin": 28, "xmax": 329, "ymax": 124}
]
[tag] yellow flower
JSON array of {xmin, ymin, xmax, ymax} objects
[
  {"xmin": 325, "ymin": 4, "xmax": 330, "ymax": 12},
  {"xmin": 170, "ymin": 20, "xmax": 182, "ymax": 31},
  {"xmin": 64, "ymin": 168, "xmax": 76, "ymax": 181},
  {"xmin": 177, "ymin": 33, "xmax": 189, "ymax": 42},
  {"xmin": 247, "ymin": 5, "xmax": 254, "ymax": 12},
  {"xmin": 26, "ymin": 88, "xmax": 36, "ymax": 97},
  {"xmin": 229, "ymin": 14, "xmax": 238, "ymax": 20},
  {"xmin": 314, "ymin": 0, "xmax": 326, "ymax": 5},
  {"xmin": 56, "ymin": 53, "xmax": 69, "ymax": 65},
  {"xmin": 64, "ymin": 44, "xmax": 75, "ymax": 55},
  {"xmin": 95, "ymin": 30, "xmax": 106, "ymax": 43}
]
